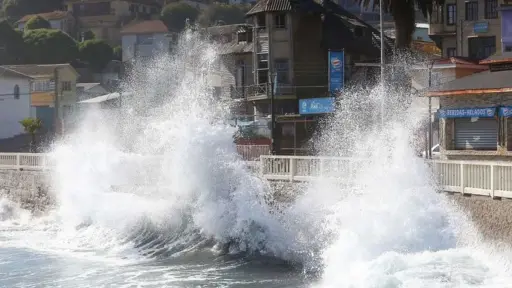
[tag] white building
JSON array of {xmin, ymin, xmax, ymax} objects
[
  {"xmin": 0, "ymin": 67, "xmax": 33, "ymax": 139},
  {"xmin": 17, "ymin": 11, "xmax": 75, "ymax": 34},
  {"xmin": 121, "ymin": 20, "xmax": 172, "ymax": 63}
]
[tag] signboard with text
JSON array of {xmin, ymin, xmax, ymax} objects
[
  {"xmin": 328, "ymin": 50, "xmax": 344, "ymax": 95},
  {"xmin": 438, "ymin": 107, "xmax": 496, "ymax": 118},
  {"xmin": 299, "ymin": 97, "xmax": 335, "ymax": 115}
]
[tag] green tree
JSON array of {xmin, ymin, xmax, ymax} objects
[
  {"xmin": 357, "ymin": 0, "xmax": 442, "ymax": 51},
  {"xmin": 23, "ymin": 29, "xmax": 78, "ymax": 64},
  {"xmin": 78, "ymin": 39, "xmax": 113, "ymax": 72},
  {"xmin": 161, "ymin": 2, "xmax": 199, "ymax": 32},
  {"xmin": 3, "ymin": 0, "xmax": 63, "ymax": 19},
  {"xmin": 0, "ymin": 20, "xmax": 25, "ymax": 64},
  {"xmin": 113, "ymin": 45, "xmax": 122, "ymax": 61},
  {"xmin": 82, "ymin": 30, "xmax": 95, "ymax": 41},
  {"xmin": 25, "ymin": 15, "xmax": 51, "ymax": 30},
  {"xmin": 19, "ymin": 117, "xmax": 42, "ymax": 152},
  {"xmin": 198, "ymin": 3, "xmax": 249, "ymax": 26}
]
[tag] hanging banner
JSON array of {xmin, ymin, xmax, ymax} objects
[
  {"xmin": 438, "ymin": 107, "xmax": 496, "ymax": 118},
  {"xmin": 328, "ymin": 50, "xmax": 344, "ymax": 95},
  {"xmin": 499, "ymin": 106, "xmax": 512, "ymax": 117}
]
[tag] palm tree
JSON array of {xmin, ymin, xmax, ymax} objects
[
  {"xmin": 19, "ymin": 117, "xmax": 43, "ymax": 152},
  {"xmin": 358, "ymin": 0, "xmax": 444, "ymax": 52}
]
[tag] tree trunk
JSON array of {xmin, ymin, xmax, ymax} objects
[{"xmin": 30, "ymin": 133, "xmax": 36, "ymax": 153}]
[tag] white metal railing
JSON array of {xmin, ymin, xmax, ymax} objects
[{"xmin": 0, "ymin": 146, "xmax": 270, "ymax": 171}]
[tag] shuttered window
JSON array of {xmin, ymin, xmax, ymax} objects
[{"xmin": 454, "ymin": 118, "xmax": 498, "ymax": 150}]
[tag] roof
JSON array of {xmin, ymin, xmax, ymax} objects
[
  {"xmin": 219, "ymin": 42, "xmax": 254, "ymax": 55},
  {"xmin": 4, "ymin": 64, "xmax": 79, "ymax": 79},
  {"xmin": 121, "ymin": 20, "xmax": 168, "ymax": 35},
  {"xmin": 427, "ymin": 69, "xmax": 512, "ymax": 96},
  {"xmin": 0, "ymin": 67, "xmax": 33, "ymax": 79},
  {"xmin": 480, "ymin": 52, "xmax": 512, "ymax": 64},
  {"xmin": 18, "ymin": 11, "xmax": 70, "ymax": 23},
  {"xmin": 207, "ymin": 24, "xmax": 249, "ymax": 36},
  {"xmin": 206, "ymin": 24, "xmax": 254, "ymax": 54},
  {"xmin": 77, "ymin": 83, "xmax": 101, "ymax": 90},
  {"xmin": 247, "ymin": 0, "xmax": 324, "ymax": 15},
  {"xmin": 78, "ymin": 92, "xmax": 132, "ymax": 104}
]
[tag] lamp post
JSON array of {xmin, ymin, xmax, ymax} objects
[
  {"xmin": 269, "ymin": 72, "xmax": 277, "ymax": 155},
  {"xmin": 427, "ymin": 60, "xmax": 435, "ymax": 159},
  {"xmin": 379, "ymin": 0, "xmax": 385, "ymax": 126}
]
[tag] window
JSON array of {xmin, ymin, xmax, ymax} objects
[
  {"xmin": 274, "ymin": 59, "xmax": 289, "ymax": 84},
  {"xmin": 212, "ymin": 87, "xmax": 222, "ymax": 99},
  {"xmin": 505, "ymin": 45, "xmax": 512, "ymax": 52},
  {"xmin": 485, "ymin": 0, "xmax": 498, "ymax": 19},
  {"xmin": 256, "ymin": 14, "xmax": 266, "ymax": 28},
  {"xmin": 468, "ymin": 36, "xmax": 496, "ymax": 59},
  {"xmin": 446, "ymin": 4, "xmax": 456, "ymax": 25},
  {"xmin": 237, "ymin": 32, "xmax": 247, "ymax": 42},
  {"xmin": 430, "ymin": 5, "xmax": 443, "ymax": 24},
  {"xmin": 465, "ymin": 1, "xmax": 478, "ymax": 21},
  {"xmin": 446, "ymin": 47, "xmax": 457, "ymax": 57},
  {"xmin": 274, "ymin": 13, "xmax": 286, "ymax": 29},
  {"xmin": 31, "ymin": 80, "xmax": 53, "ymax": 92},
  {"xmin": 136, "ymin": 34, "xmax": 153, "ymax": 45},
  {"xmin": 61, "ymin": 81, "xmax": 72, "ymax": 91},
  {"xmin": 13, "ymin": 85, "xmax": 19, "ymax": 99}
]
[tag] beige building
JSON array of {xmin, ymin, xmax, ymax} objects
[
  {"xmin": 429, "ymin": 0, "xmax": 501, "ymax": 59},
  {"xmin": 64, "ymin": 0, "xmax": 161, "ymax": 44},
  {"xmin": 3, "ymin": 64, "xmax": 79, "ymax": 133},
  {"xmin": 17, "ymin": 11, "xmax": 76, "ymax": 35}
]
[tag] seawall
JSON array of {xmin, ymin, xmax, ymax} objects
[
  {"xmin": 0, "ymin": 170, "xmax": 54, "ymax": 214},
  {"xmin": 2, "ymin": 171, "xmax": 512, "ymax": 244}
]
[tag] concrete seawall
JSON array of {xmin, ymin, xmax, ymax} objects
[
  {"xmin": 0, "ymin": 170, "xmax": 54, "ymax": 214},
  {"xmin": 2, "ymin": 171, "xmax": 512, "ymax": 244}
]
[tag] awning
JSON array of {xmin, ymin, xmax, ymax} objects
[
  {"xmin": 438, "ymin": 107, "xmax": 497, "ymax": 118},
  {"xmin": 499, "ymin": 106, "xmax": 512, "ymax": 117},
  {"xmin": 78, "ymin": 92, "xmax": 131, "ymax": 104}
]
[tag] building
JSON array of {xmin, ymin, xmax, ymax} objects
[
  {"xmin": 207, "ymin": 24, "xmax": 254, "ymax": 115},
  {"xmin": 121, "ymin": 20, "xmax": 171, "ymax": 63},
  {"xmin": 63, "ymin": 0, "xmax": 161, "ymax": 44},
  {"xmin": 17, "ymin": 11, "xmax": 76, "ymax": 34},
  {"xmin": 217, "ymin": 0, "xmax": 390, "ymax": 154},
  {"xmin": 0, "ymin": 67, "xmax": 33, "ymax": 139},
  {"xmin": 77, "ymin": 83, "xmax": 109, "ymax": 101},
  {"xmin": 429, "ymin": 0, "xmax": 501, "ymax": 59},
  {"xmin": 163, "ymin": 0, "xmax": 210, "ymax": 9},
  {"xmin": 3, "ymin": 64, "xmax": 79, "ymax": 133}
]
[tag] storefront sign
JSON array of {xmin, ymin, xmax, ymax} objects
[
  {"xmin": 299, "ymin": 97, "xmax": 335, "ymax": 115},
  {"xmin": 499, "ymin": 106, "xmax": 512, "ymax": 117},
  {"xmin": 474, "ymin": 22, "xmax": 489, "ymax": 33},
  {"xmin": 438, "ymin": 107, "xmax": 496, "ymax": 118},
  {"xmin": 328, "ymin": 50, "xmax": 344, "ymax": 95},
  {"xmin": 31, "ymin": 92, "xmax": 55, "ymax": 106}
]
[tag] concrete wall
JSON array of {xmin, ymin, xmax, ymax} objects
[
  {"xmin": 0, "ymin": 76, "xmax": 32, "ymax": 139},
  {"xmin": 0, "ymin": 171, "xmax": 54, "ymax": 214}
]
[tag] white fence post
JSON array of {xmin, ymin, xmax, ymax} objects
[
  {"xmin": 460, "ymin": 162, "xmax": 465, "ymax": 195},
  {"xmin": 319, "ymin": 158, "xmax": 325, "ymax": 177},
  {"xmin": 490, "ymin": 165, "xmax": 495, "ymax": 198},
  {"xmin": 289, "ymin": 157, "xmax": 296, "ymax": 182},
  {"xmin": 16, "ymin": 154, "xmax": 20, "ymax": 171}
]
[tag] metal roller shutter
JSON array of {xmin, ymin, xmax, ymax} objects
[{"xmin": 455, "ymin": 118, "xmax": 498, "ymax": 150}]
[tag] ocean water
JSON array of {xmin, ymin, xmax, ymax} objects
[{"xmin": 1, "ymin": 28, "xmax": 512, "ymax": 288}]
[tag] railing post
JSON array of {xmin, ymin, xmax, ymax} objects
[
  {"xmin": 289, "ymin": 157, "xmax": 296, "ymax": 182},
  {"xmin": 16, "ymin": 154, "xmax": 20, "ymax": 171},
  {"xmin": 490, "ymin": 165, "xmax": 495, "ymax": 198},
  {"xmin": 319, "ymin": 158, "xmax": 325, "ymax": 177},
  {"xmin": 460, "ymin": 162, "xmax": 465, "ymax": 195},
  {"xmin": 259, "ymin": 155, "xmax": 265, "ymax": 176}
]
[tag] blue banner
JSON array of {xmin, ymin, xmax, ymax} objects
[
  {"xmin": 299, "ymin": 97, "xmax": 335, "ymax": 115},
  {"xmin": 438, "ymin": 107, "xmax": 496, "ymax": 119},
  {"xmin": 328, "ymin": 50, "xmax": 344, "ymax": 95},
  {"xmin": 499, "ymin": 106, "xmax": 512, "ymax": 117}
]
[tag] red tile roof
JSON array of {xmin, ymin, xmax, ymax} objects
[
  {"xmin": 121, "ymin": 20, "xmax": 168, "ymax": 34},
  {"xmin": 18, "ymin": 11, "xmax": 70, "ymax": 23}
]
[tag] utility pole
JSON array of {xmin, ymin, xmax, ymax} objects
[
  {"xmin": 53, "ymin": 68, "xmax": 60, "ymax": 135},
  {"xmin": 269, "ymin": 72, "xmax": 276, "ymax": 155},
  {"xmin": 427, "ymin": 60, "xmax": 435, "ymax": 159},
  {"xmin": 379, "ymin": 0, "xmax": 385, "ymax": 126}
]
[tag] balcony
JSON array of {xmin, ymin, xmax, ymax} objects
[{"xmin": 245, "ymin": 83, "xmax": 296, "ymax": 101}]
